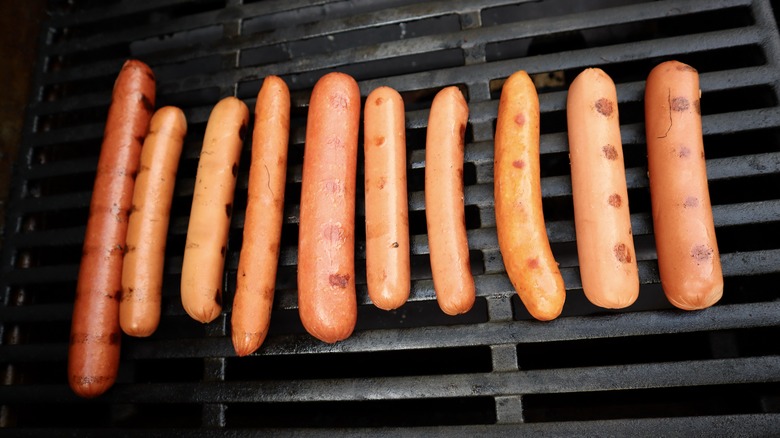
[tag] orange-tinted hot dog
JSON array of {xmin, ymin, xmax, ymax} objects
[
  {"xmin": 425, "ymin": 86, "xmax": 475, "ymax": 315},
  {"xmin": 494, "ymin": 70, "xmax": 565, "ymax": 321},
  {"xmin": 120, "ymin": 106, "xmax": 186, "ymax": 337},
  {"xmin": 645, "ymin": 60, "xmax": 723, "ymax": 310},
  {"xmin": 298, "ymin": 72, "xmax": 360, "ymax": 343},
  {"xmin": 567, "ymin": 68, "xmax": 639, "ymax": 309},
  {"xmin": 363, "ymin": 86, "xmax": 411, "ymax": 310},
  {"xmin": 232, "ymin": 76, "xmax": 290, "ymax": 356},
  {"xmin": 181, "ymin": 96, "xmax": 248, "ymax": 323},
  {"xmin": 69, "ymin": 59, "xmax": 155, "ymax": 398}
]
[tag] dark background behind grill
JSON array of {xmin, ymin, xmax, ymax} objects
[{"xmin": 2, "ymin": 0, "xmax": 780, "ymax": 435}]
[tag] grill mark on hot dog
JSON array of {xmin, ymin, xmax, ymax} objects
[
  {"xmin": 323, "ymin": 222, "xmax": 346, "ymax": 243},
  {"xmin": 691, "ymin": 244, "xmax": 714, "ymax": 263},
  {"xmin": 329, "ymin": 93, "xmax": 348, "ymax": 110},
  {"xmin": 683, "ymin": 196, "xmax": 699, "ymax": 208},
  {"xmin": 613, "ymin": 243, "xmax": 632, "ymax": 263},
  {"xmin": 602, "ymin": 144, "xmax": 618, "ymax": 160},
  {"xmin": 671, "ymin": 96, "xmax": 690, "ymax": 112},
  {"xmin": 329, "ymin": 273, "xmax": 350, "ymax": 288},
  {"xmin": 595, "ymin": 98, "xmax": 613, "ymax": 116}
]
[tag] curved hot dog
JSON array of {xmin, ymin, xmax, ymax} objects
[
  {"xmin": 567, "ymin": 68, "xmax": 639, "ymax": 309},
  {"xmin": 364, "ymin": 86, "xmax": 411, "ymax": 310},
  {"xmin": 232, "ymin": 76, "xmax": 290, "ymax": 356},
  {"xmin": 425, "ymin": 86, "xmax": 476, "ymax": 316},
  {"xmin": 69, "ymin": 59, "xmax": 155, "ymax": 398},
  {"xmin": 494, "ymin": 70, "xmax": 565, "ymax": 321},
  {"xmin": 181, "ymin": 96, "xmax": 248, "ymax": 323},
  {"xmin": 645, "ymin": 60, "xmax": 723, "ymax": 310},
  {"xmin": 120, "ymin": 106, "xmax": 186, "ymax": 337},
  {"xmin": 298, "ymin": 72, "xmax": 360, "ymax": 343}
]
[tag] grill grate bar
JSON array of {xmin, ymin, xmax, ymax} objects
[
  {"xmin": 42, "ymin": 0, "xmax": 733, "ymax": 88},
  {"xmin": 152, "ymin": 23, "xmax": 765, "ymax": 97},
  {"xmin": 1, "ymin": 356, "xmax": 777, "ymax": 404},
  {"xmin": 44, "ymin": 0, "xmax": 351, "ymax": 56},
  {"xmin": 9, "ymin": 415, "xmax": 780, "ymax": 438},
  {"xmin": 3, "ymin": 300, "xmax": 780, "ymax": 361}
]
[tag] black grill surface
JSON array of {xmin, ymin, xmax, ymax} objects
[{"xmin": 2, "ymin": 0, "xmax": 780, "ymax": 435}]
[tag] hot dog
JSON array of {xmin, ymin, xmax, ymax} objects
[
  {"xmin": 425, "ymin": 86, "xmax": 476, "ymax": 315},
  {"xmin": 181, "ymin": 96, "xmax": 248, "ymax": 323},
  {"xmin": 494, "ymin": 70, "xmax": 565, "ymax": 321},
  {"xmin": 231, "ymin": 76, "xmax": 290, "ymax": 356},
  {"xmin": 298, "ymin": 72, "xmax": 360, "ymax": 343},
  {"xmin": 363, "ymin": 86, "xmax": 411, "ymax": 311},
  {"xmin": 120, "ymin": 106, "xmax": 186, "ymax": 337},
  {"xmin": 69, "ymin": 59, "xmax": 155, "ymax": 398},
  {"xmin": 567, "ymin": 68, "xmax": 639, "ymax": 309},
  {"xmin": 645, "ymin": 60, "xmax": 723, "ymax": 310}
]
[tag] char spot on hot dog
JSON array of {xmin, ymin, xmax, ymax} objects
[
  {"xmin": 595, "ymin": 98, "xmax": 613, "ymax": 116},
  {"xmin": 602, "ymin": 144, "xmax": 618, "ymax": 160},
  {"xmin": 512, "ymin": 159, "xmax": 525, "ymax": 169},
  {"xmin": 140, "ymin": 94, "xmax": 154, "ymax": 114},
  {"xmin": 613, "ymin": 243, "xmax": 632, "ymax": 263},
  {"xmin": 608, "ymin": 193, "xmax": 622, "ymax": 208},
  {"xmin": 220, "ymin": 246, "xmax": 226, "ymax": 257},
  {"xmin": 676, "ymin": 64, "xmax": 697, "ymax": 73},
  {"xmin": 375, "ymin": 96, "xmax": 384, "ymax": 106},
  {"xmin": 225, "ymin": 203, "xmax": 233, "ymax": 218},
  {"xmin": 329, "ymin": 273, "xmax": 350, "ymax": 288},
  {"xmin": 671, "ymin": 96, "xmax": 690, "ymax": 112},
  {"xmin": 683, "ymin": 196, "xmax": 699, "ymax": 208},
  {"xmin": 231, "ymin": 162, "xmax": 238, "ymax": 177},
  {"xmin": 691, "ymin": 244, "xmax": 714, "ymax": 263},
  {"xmin": 527, "ymin": 257, "xmax": 540, "ymax": 269},
  {"xmin": 108, "ymin": 331, "xmax": 121, "ymax": 345},
  {"xmin": 678, "ymin": 146, "xmax": 691, "ymax": 158},
  {"xmin": 375, "ymin": 136, "xmax": 386, "ymax": 146},
  {"xmin": 239, "ymin": 121, "xmax": 248, "ymax": 142},
  {"xmin": 514, "ymin": 113, "xmax": 525, "ymax": 126},
  {"xmin": 377, "ymin": 176, "xmax": 387, "ymax": 190}
]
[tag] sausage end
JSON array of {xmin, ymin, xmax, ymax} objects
[{"xmin": 232, "ymin": 331, "xmax": 266, "ymax": 357}]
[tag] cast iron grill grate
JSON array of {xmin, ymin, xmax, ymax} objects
[{"xmin": 2, "ymin": 0, "xmax": 780, "ymax": 435}]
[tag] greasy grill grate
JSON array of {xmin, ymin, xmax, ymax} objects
[{"xmin": 2, "ymin": 0, "xmax": 780, "ymax": 435}]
